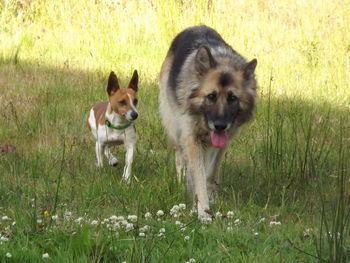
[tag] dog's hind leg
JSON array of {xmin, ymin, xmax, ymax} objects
[{"xmin": 104, "ymin": 146, "xmax": 118, "ymax": 167}]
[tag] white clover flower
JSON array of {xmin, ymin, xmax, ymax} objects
[
  {"xmin": 121, "ymin": 220, "xmax": 129, "ymax": 226},
  {"xmin": 234, "ymin": 219, "xmax": 241, "ymax": 225},
  {"xmin": 139, "ymin": 232, "xmax": 145, "ymax": 237},
  {"xmin": 303, "ymin": 228, "xmax": 312, "ymax": 237},
  {"xmin": 91, "ymin": 220, "xmax": 98, "ymax": 226},
  {"xmin": 51, "ymin": 215, "xmax": 59, "ymax": 220},
  {"xmin": 140, "ymin": 225, "xmax": 150, "ymax": 232},
  {"xmin": 175, "ymin": 221, "xmax": 186, "ymax": 230},
  {"xmin": 109, "ymin": 215, "xmax": 118, "ymax": 221},
  {"xmin": 170, "ymin": 204, "xmax": 186, "ymax": 217},
  {"xmin": 184, "ymin": 235, "xmax": 190, "ymax": 241},
  {"xmin": 159, "ymin": 228, "xmax": 165, "ymax": 233},
  {"xmin": 227, "ymin": 211, "xmax": 234, "ymax": 218},
  {"xmin": 215, "ymin": 212, "xmax": 222, "ymax": 219},
  {"xmin": 6, "ymin": 252, "xmax": 12, "ymax": 258},
  {"xmin": 157, "ymin": 232, "xmax": 164, "ymax": 237},
  {"xmin": 199, "ymin": 215, "xmax": 212, "ymax": 225},
  {"xmin": 75, "ymin": 217, "xmax": 84, "ymax": 224},
  {"xmin": 37, "ymin": 219, "xmax": 43, "ymax": 224},
  {"xmin": 156, "ymin": 210, "xmax": 164, "ymax": 217},
  {"xmin": 171, "ymin": 205, "xmax": 179, "ymax": 212},
  {"xmin": 108, "ymin": 222, "xmax": 120, "ymax": 232},
  {"xmin": 189, "ymin": 259, "xmax": 196, "ymax": 263},
  {"xmin": 175, "ymin": 221, "xmax": 182, "ymax": 226},
  {"xmin": 117, "ymin": 216, "xmax": 125, "ymax": 221},
  {"xmin": 0, "ymin": 236, "xmax": 9, "ymax": 242},
  {"xmin": 227, "ymin": 226, "xmax": 233, "ymax": 231},
  {"xmin": 2, "ymin": 216, "xmax": 10, "ymax": 221},
  {"xmin": 12, "ymin": 221, "xmax": 16, "ymax": 226},
  {"xmin": 144, "ymin": 212, "xmax": 152, "ymax": 219},
  {"xmin": 42, "ymin": 253, "xmax": 50, "ymax": 258},
  {"xmin": 254, "ymin": 232, "xmax": 259, "ymax": 236},
  {"xmin": 127, "ymin": 215, "xmax": 137, "ymax": 222},
  {"xmin": 189, "ymin": 210, "xmax": 197, "ymax": 217},
  {"xmin": 64, "ymin": 211, "xmax": 72, "ymax": 216},
  {"xmin": 269, "ymin": 221, "xmax": 281, "ymax": 226},
  {"xmin": 125, "ymin": 223, "xmax": 134, "ymax": 232},
  {"xmin": 258, "ymin": 217, "xmax": 266, "ymax": 223}
]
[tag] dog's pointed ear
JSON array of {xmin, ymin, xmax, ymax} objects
[
  {"xmin": 243, "ymin": 59, "xmax": 257, "ymax": 79},
  {"xmin": 128, "ymin": 70, "xmax": 138, "ymax": 91},
  {"xmin": 107, "ymin": 71, "xmax": 120, "ymax": 95},
  {"xmin": 195, "ymin": 45, "xmax": 217, "ymax": 75}
]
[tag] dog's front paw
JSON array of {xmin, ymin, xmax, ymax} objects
[
  {"xmin": 197, "ymin": 202, "xmax": 213, "ymax": 223},
  {"xmin": 109, "ymin": 157, "xmax": 118, "ymax": 167},
  {"xmin": 96, "ymin": 161, "xmax": 103, "ymax": 168},
  {"xmin": 121, "ymin": 175, "xmax": 131, "ymax": 184},
  {"xmin": 198, "ymin": 209, "xmax": 213, "ymax": 224}
]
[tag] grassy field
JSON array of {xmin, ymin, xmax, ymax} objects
[{"xmin": 0, "ymin": 0, "xmax": 349, "ymax": 262}]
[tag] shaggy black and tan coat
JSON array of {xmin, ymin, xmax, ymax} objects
[{"xmin": 159, "ymin": 25, "xmax": 258, "ymax": 220}]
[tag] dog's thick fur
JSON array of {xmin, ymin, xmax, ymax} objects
[
  {"xmin": 159, "ymin": 25, "xmax": 257, "ymax": 220},
  {"xmin": 87, "ymin": 70, "xmax": 139, "ymax": 182}
]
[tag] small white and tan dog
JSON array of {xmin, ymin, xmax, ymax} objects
[{"xmin": 87, "ymin": 70, "xmax": 139, "ymax": 182}]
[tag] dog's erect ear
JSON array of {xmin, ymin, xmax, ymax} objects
[
  {"xmin": 128, "ymin": 70, "xmax": 138, "ymax": 91},
  {"xmin": 243, "ymin": 59, "xmax": 257, "ymax": 79},
  {"xmin": 107, "ymin": 71, "xmax": 120, "ymax": 95},
  {"xmin": 195, "ymin": 45, "xmax": 217, "ymax": 75}
]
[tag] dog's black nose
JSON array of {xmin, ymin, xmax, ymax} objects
[
  {"xmin": 214, "ymin": 121, "xmax": 227, "ymax": 131},
  {"xmin": 131, "ymin": 111, "xmax": 138, "ymax": 120}
]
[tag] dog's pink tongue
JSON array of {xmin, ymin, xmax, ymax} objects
[{"xmin": 210, "ymin": 131, "xmax": 228, "ymax": 148}]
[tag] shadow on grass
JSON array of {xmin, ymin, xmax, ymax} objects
[
  {"xmin": 0, "ymin": 57, "xmax": 349, "ymax": 262},
  {"xmin": 0, "ymin": 58, "xmax": 349, "ymax": 207}
]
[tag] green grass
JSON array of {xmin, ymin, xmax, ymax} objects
[{"xmin": 0, "ymin": 0, "xmax": 349, "ymax": 262}]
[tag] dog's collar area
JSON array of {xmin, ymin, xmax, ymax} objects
[{"xmin": 105, "ymin": 120, "xmax": 132, "ymax": 130}]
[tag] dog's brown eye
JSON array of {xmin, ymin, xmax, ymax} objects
[
  {"xmin": 227, "ymin": 93, "xmax": 238, "ymax": 103},
  {"xmin": 119, "ymin": 100, "xmax": 127, "ymax": 105},
  {"xmin": 207, "ymin": 92, "xmax": 217, "ymax": 101},
  {"xmin": 133, "ymin": 99, "xmax": 138, "ymax": 106}
]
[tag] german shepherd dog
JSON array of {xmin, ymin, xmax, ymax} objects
[{"xmin": 159, "ymin": 25, "xmax": 257, "ymax": 220}]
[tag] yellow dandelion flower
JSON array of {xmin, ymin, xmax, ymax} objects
[{"xmin": 43, "ymin": 210, "xmax": 49, "ymax": 216}]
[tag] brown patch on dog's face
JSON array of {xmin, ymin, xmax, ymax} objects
[
  {"xmin": 109, "ymin": 88, "xmax": 138, "ymax": 115},
  {"xmin": 189, "ymin": 62, "xmax": 257, "ymax": 132},
  {"xmin": 106, "ymin": 70, "xmax": 139, "ymax": 120}
]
